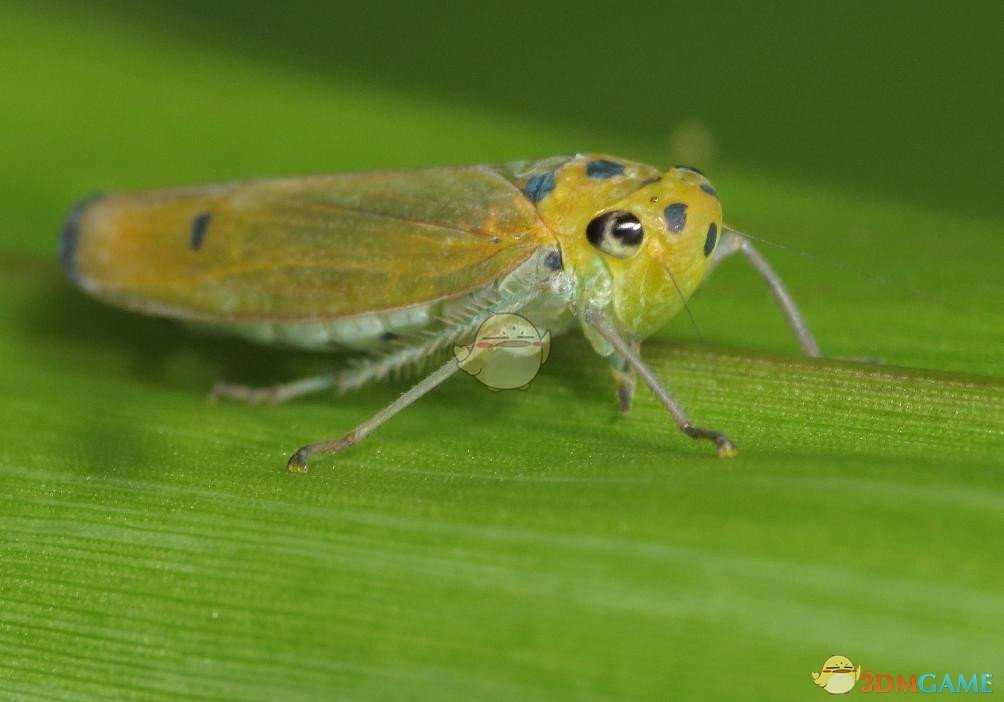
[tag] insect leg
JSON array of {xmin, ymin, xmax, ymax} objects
[
  {"xmin": 286, "ymin": 358, "xmax": 460, "ymax": 472},
  {"xmin": 208, "ymin": 313, "xmax": 487, "ymax": 407},
  {"xmin": 284, "ymin": 246, "xmax": 569, "ymax": 471},
  {"xmin": 212, "ymin": 284, "xmax": 514, "ymax": 406},
  {"xmin": 211, "ymin": 374, "xmax": 335, "ymax": 405},
  {"xmin": 715, "ymin": 227, "xmax": 822, "ymax": 358},
  {"xmin": 608, "ymin": 344, "xmax": 638, "ymax": 414},
  {"xmin": 584, "ymin": 307, "xmax": 737, "ymax": 458}
]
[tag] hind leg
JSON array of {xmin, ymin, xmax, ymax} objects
[
  {"xmin": 211, "ymin": 373, "xmax": 335, "ymax": 405},
  {"xmin": 286, "ymin": 358, "xmax": 461, "ymax": 472}
]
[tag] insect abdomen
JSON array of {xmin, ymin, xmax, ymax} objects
[{"xmin": 196, "ymin": 303, "xmax": 437, "ymax": 351}]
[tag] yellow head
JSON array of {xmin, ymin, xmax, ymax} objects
[{"xmin": 530, "ymin": 155, "xmax": 723, "ymax": 340}]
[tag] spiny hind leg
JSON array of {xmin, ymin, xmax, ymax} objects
[
  {"xmin": 712, "ymin": 227, "xmax": 822, "ymax": 358},
  {"xmin": 210, "ymin": 337, "xmax": 433, "ymax": 406},
  {"xmin": 211, "ymin": 320, "xmax": 469, "ymax": 407},
  {"xmin": 209, "ymin": 327, "xmax": 458, "ymax": 407},
  {"xmin": 211, "ymin": 373, "xmax": 336, "ymax": 405}
]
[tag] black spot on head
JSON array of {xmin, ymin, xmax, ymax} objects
[
  {"xmin": 189, "ymin": 212, "xmax": 212, "ymax": 251},
  {"xmin": 700, "ymin": 182, "xmax": 717, "ymax": 197},
  {"xmin": 544, "ymin": 248, "xmax": 563, "ymax": 271},
  {"xmin": 59, "ymin": 193, "xmax": 103, "ymax": 283},
  {"xmin": 586, "ymin": 159, "xmax": 625, "ymax": 179},
  {"xmin": 675, "ymin": 164, "xmax": 705, "ymax": 176},
  {"xmin": 380, "ymin": 331, "xmax": 400, "ymax": 343},
  {"xmin": 704, "ymin": 222, "xmax": 718, "ymax": 257},
  {"xmin": 522, "ymin": 171, "xmax": 556, "ymax": 203},
  {"xmin": 663, "ymin": 203, "xmax": 688, "ymax": 233}
]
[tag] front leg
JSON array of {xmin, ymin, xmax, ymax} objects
[
  {"xmin": 608, "ymin": 342, "xmax": 639, "ymax": 414},
  {"xmin": 714, "ymin": 227, "xmax": 821, "ymax": 358},
  {"xmin": 584, "ymin": 308, "xmax": 737, "ymax": 458}
]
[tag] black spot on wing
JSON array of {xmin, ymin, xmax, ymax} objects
[
  {"xmin": 522, "ymin": 171, "xmax": 556, "ymax": 203},
  {"xmin": 59, "ymin": 193, "xmax": 103, "ymax": 283},
  {"xmin": 700, "ymin": 182, "xmax": 718, "ymax": 197},
  {"xmin": 663, "ymin": 203, "xmax": 688, "ymax": 233},
  {"xmin": 586, "ymin": 159, "xmax": 625, "ymax": 179},
  {"xmin": 704, "ymin": 222, "xmax": 718, "ymax": 257},
  {"xmin": 189, "ymin": 212, "xmax": 212, "ymax": 251}
]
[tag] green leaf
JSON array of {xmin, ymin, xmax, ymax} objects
[{"xmin": 1, "ymin": 4, "xmax": 1001, "ymax": 700}]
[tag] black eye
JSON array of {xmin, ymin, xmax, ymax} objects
[{"xmin": 586, "ymin": 210, "xmax": 644, "ymax": 259}]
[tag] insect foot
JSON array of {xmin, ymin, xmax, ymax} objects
[
  {"xmin": 286, "ymin": 448, "xmax": 312, "ymax": 473},
  {"xmin": 682, "ymin": 424, "xmax": 738, "ymax": 458},
  {"xmin": 286, "ymin": 434, "xmax": 358, "ymax": 473}
]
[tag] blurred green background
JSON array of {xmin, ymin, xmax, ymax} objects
[{"xmin": 0, "ymin": 1, "xmax": 1001, "ymax": 700}]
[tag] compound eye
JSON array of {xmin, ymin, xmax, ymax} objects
[{"xmin": 585, "ymin": 210, "xmax": 644, "ymax": 259}]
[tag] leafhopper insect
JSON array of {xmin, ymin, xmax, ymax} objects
[{"xmin": 61, "ymin": 154, "xmax": 821, "ymax": 471}]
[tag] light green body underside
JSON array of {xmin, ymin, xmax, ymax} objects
[{"xmin": 190, "ymin": 270, "xmax": 576, "ymax": 351}]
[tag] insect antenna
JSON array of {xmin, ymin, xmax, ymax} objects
[
  {"xmin": 723, "ymin": 225, "xmax": 923, "ymax": 297},
  {"xmin": 661, "ymin": 260, "xmax": 703, "ymax": 341}
]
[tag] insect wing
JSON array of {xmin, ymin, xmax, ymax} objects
[{"xmin": 64, "ymin": 166, "xmax": 553, "ymax": 323}]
